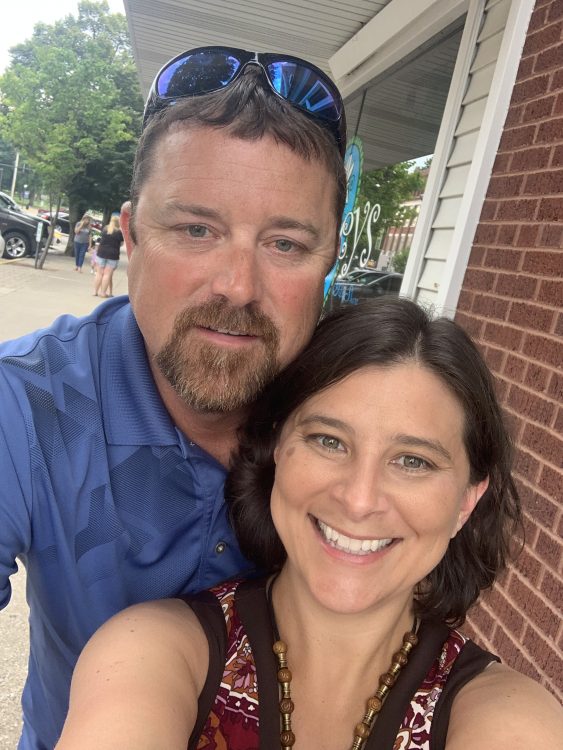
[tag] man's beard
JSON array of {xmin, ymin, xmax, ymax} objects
[{"xmin": 155, "ymin": 299, "xmax": 280, "ymax": 413}]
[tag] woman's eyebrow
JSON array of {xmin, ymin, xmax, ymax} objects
[
  {"xmin": 392, "ymin": 434, "xmax": 452, "ymax": 461},
  {"xmin": 298, "ymin": 414, "xmax": 352, "ymax": 432}
]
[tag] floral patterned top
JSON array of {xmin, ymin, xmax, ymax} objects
[{"xmin": 184, "ymin": 579, "xmax": 498, "ymax": 750}]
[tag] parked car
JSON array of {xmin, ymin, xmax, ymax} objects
[
  {"xmin": 338, "ymin": 268, "xmax": 391, "ymax": 284},
  {"xmin": 0, "ymin": 232, "xmax": 5, "ymax": 258},
  {"xmin": 0, "ymin": 192, "xmax": 49, "ymax": 259},
  {"xmin": 37, "ymin": 210, "xmax": 103, "ymax": 235},
  {"xmin": 326, "ymin": 272, "xmax": 404, "ymax": 311},
  {"xmin": 37, "ymin": 210, "xmax": 71, "ymax": 234}
]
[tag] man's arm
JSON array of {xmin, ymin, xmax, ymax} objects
[
  {"xmin": 56, "ymin": 599, "xmax": 209, "ymax": 749},
  {"xmin": 0, "ymin": 371, "xmax": 33, "ymax": 610}
]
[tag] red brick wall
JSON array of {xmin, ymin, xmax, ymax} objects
[{"xmin": 455, "ymin": 0, "xmax": 562, "ymax": 701}]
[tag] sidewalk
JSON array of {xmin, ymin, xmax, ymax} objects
[
  {"xmin": 0, "ymin": 245, "xmax": 128, "ymax": 340},
  {"xmin": 0, "ymin": 246, "xmax": 128, "ymax": 749}
]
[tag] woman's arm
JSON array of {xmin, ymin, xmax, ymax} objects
[
  {"xmin": 56, "ymin": 599, "xmax": 209, "ymax": 750},
  {"xmin": 447, "ymin": 662, "xmax": 563, "ymax": 748}
]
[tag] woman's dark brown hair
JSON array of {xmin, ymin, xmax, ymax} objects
[{"xmin": 226, "ymin": 297, "xmax": 522, "ymax": 626}]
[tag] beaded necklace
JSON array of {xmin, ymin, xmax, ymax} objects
[{"xmin": 266, "ymin": 578, "xmax": 419, "ymax": 750}]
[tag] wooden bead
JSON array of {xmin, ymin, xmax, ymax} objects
[
  {"xmin": 393, "ymin": 650, "xmax": 408, "ymax": 666},
  {"xmin": 280, "ymin": 729, "xmax": 296, "ymax": 746},
  {"xmin": 367, "ymin": 696, "xmax": 383, "ymax": 712},
  {"xmin": 279, "ymin": 698, "xmax": 295, "ymax": 714},
  {"xmin": 403, "ymin": 632, "xmax": 419, "ymax": 646},
  {"xmin": 273, "ymin": 640, "xmax": 288, "ymax": 655},
  {"xmin": 277, "ymin": 667, "xmax": 292, "ymax": 683},
  {"xmin": 380, "ymin": 672, "xmax": 396, "ymax": 687},
  {"xmin": 354, "ymin": 722, "xmax": 371, "ymax": 739}
]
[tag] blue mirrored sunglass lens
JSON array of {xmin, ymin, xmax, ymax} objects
[
  {"xmin": 157, "ymin": 52, "xmax": 242, "ymax": 97},
  {"xmin": 267, "ymin": 62, "xmax": 340, "ymax": 121}
]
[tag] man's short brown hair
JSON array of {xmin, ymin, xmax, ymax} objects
[{"xmin": 129, "ymin": 68, "xmax": 346, "ymax": 242}]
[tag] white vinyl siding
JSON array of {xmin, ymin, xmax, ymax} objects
[{"xmin": 403, "ymin": 0, "xmax": 529, "ymax": 313}]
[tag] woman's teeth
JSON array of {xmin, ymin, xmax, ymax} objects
[{"xmin": 317, "ymin": 520, "xmax": 393, "ymax": 555}]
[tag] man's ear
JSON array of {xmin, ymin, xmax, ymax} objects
[
  {"xmin": 120, "ymin": 201, "xmax": 136, "ymax": 261},
  {"xmin": 452, "ymin": 476, "xmax": 490, "ymax": 537}
]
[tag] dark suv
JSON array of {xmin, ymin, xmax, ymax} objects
[{"xmin": 0, "ymin": 192, "xmax": 49, "ymax": 259}]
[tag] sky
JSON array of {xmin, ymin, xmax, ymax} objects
[{"xmin": 1, "ymin": 0, "xmax": 126, "ymax": 74}]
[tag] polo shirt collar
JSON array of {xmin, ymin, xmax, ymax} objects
[{"xmin": 101, "ymin": 301, "xmax": 178, "ymax": 446}]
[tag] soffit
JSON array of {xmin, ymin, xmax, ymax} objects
[{"xmin": 124, "ymin": 0, "xmax": 463, "ymax": 167}]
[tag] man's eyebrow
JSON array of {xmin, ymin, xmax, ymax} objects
[
  {"xmin": 268, "ymin": 216, "xmax": 321, "ymax": 240},
  {"xmin": 393, "ymin": 434, "xmax": 452, "ymax": 461},
  {"xmin": 162, "ymin": 201, "xmax": 222, "ymax": 220},
  {"xmin": 161, "ymin": 204, "xmax": 321, "ymax": 239}
]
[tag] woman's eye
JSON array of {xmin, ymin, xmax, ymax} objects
[
  {"xmin": 313, "ymin": 435, "xmax": 344, "ymax": 452},
  {"xmin": 186, "ymin": 224, "xmax": 209, "ymax": 238},
  {"xmin": 395, "ymin": 455, "xmax": 430, "ymax": 470}
]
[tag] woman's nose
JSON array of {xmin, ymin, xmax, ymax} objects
[{"xmin": 335, "ymin": 462, "xmax": 391, "ymax": 520}]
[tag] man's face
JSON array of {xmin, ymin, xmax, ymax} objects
[{"xmin": 122, "ymin": 126, "xmax": 338, "ymax": 413}]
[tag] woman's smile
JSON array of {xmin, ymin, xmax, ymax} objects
[{"xmin": 313, "ymin": 515, "xmax": 396, "ymax": 558}]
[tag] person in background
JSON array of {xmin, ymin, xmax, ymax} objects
[
  {"xmin": 73, "ymin": 213, "xmax": 93, "ymax": 272},
  {"xmin": 94, "ymin": 213, "xmax": 123, "ymax": 298},
  {"xmin": 89, "ymin": 236, "xmax": 99, "ymax": 274},
  {"xmin": 56, "ymin": 298, "xmax": 562, "ymax": 749},
  {"xmin": 0, "ymin": 45, "xmax": 346, "ymax": 749}
]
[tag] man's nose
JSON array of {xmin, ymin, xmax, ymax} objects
[{"xmin": 210, "ymin": 242, "xmax": 261, "ymax": 307}]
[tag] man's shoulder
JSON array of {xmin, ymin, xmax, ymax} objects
[
  {"xmin": 0, "ymin": 297, "xmax": 135, "ymax": 407},
  {"xmin": 0, "ymin": 296, "xmax": 132, "ymax": 365}
]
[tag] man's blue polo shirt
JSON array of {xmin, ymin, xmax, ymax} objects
[{"xmin": 0, "ymin": 297, "xmax": 253, "ymax": 750}]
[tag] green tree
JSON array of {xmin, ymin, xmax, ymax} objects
[
  {"xmin": 340, "ymin": 162, "xmax": 424, "ymax": 273},
  {"xmin": 391, "ymin": 246, "xmax": 410, "ymax": 274},
  {"xmin": 0, "ymin": 1, "xmax": 143, "ymax": 265}
]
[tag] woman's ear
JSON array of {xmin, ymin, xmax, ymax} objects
[{"xmin": 452, "ymin": 476, "xmax": 490, "ymax": 537}]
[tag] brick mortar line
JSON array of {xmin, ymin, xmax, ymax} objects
[
  {"xmin": 461, "ymin": 313, "xmax": 563, "ymax": 339},
  {"xmin": 516, "ymin": 473, "xmax": 563, "ymax": 512},
  {"xmin": 463, "ymin": 297, "xmax": 562, "ymax": 314},
  {"xmin": 505, "ymin": 568, "xmax": 562, "ymax": 630},
  {"xmin": 469, "ymin": 611, "xmax": 554, "ymax": 688}
]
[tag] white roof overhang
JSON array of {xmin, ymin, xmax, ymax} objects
[{"xmin": 123, "ymin": 0, "xmax": 467, "ymax": 168}]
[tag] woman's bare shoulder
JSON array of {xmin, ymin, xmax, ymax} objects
[
  {"xmin": 446, "ymin": 662, "xmax": 563, "ymax": 749},
  {"xmin": 56, "ymin": 599, "xmax": 209, "ymax": 749}
]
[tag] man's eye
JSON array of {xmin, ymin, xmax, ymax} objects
[
  {"xmin": 186, "ymin": 225, "xmax": 209, "ymax": 238},
  {"xmin": 396, "ymin": 455, "xmax": 430, "ymax": 470},
  {"xmin": 274, "ymin": 239, "xmax": 296, "ymax": 253}
]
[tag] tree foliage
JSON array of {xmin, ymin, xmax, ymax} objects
[
  {"xmin": 391, "ymin": 246, "xmax": 410, "ymax": 273},
  {"xmin": 357, "ymin": 162, "xmax": 424, "ymax": 239},
  {"xmin": 339, "ymin": 160, "xmax": 424, "ymax": 273},
  {"xmin": 0, "ymin": 1, "xmax": 143, "ymax": 258}
]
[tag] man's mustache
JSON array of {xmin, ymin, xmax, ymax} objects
[{"xmin": 171, "ymin": 299, "xmax": 279, "ymax": 347}]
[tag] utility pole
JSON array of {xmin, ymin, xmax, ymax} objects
[{"xmin": 10, "ymin": 151, "xmax": 20, "ymax": 199}]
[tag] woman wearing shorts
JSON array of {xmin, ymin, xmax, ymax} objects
[{"xmin": 94, "ymin": 214, "xmax": 123, "ymax": 298}]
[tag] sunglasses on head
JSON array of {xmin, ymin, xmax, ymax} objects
[{"xmin": 143, "ymin": 46, "xmax": 347, "ymax": 156}]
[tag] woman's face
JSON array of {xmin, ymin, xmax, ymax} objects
[{"xmin": 271, "ymin": 363, "xmax": 489, "ymax": 616}]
